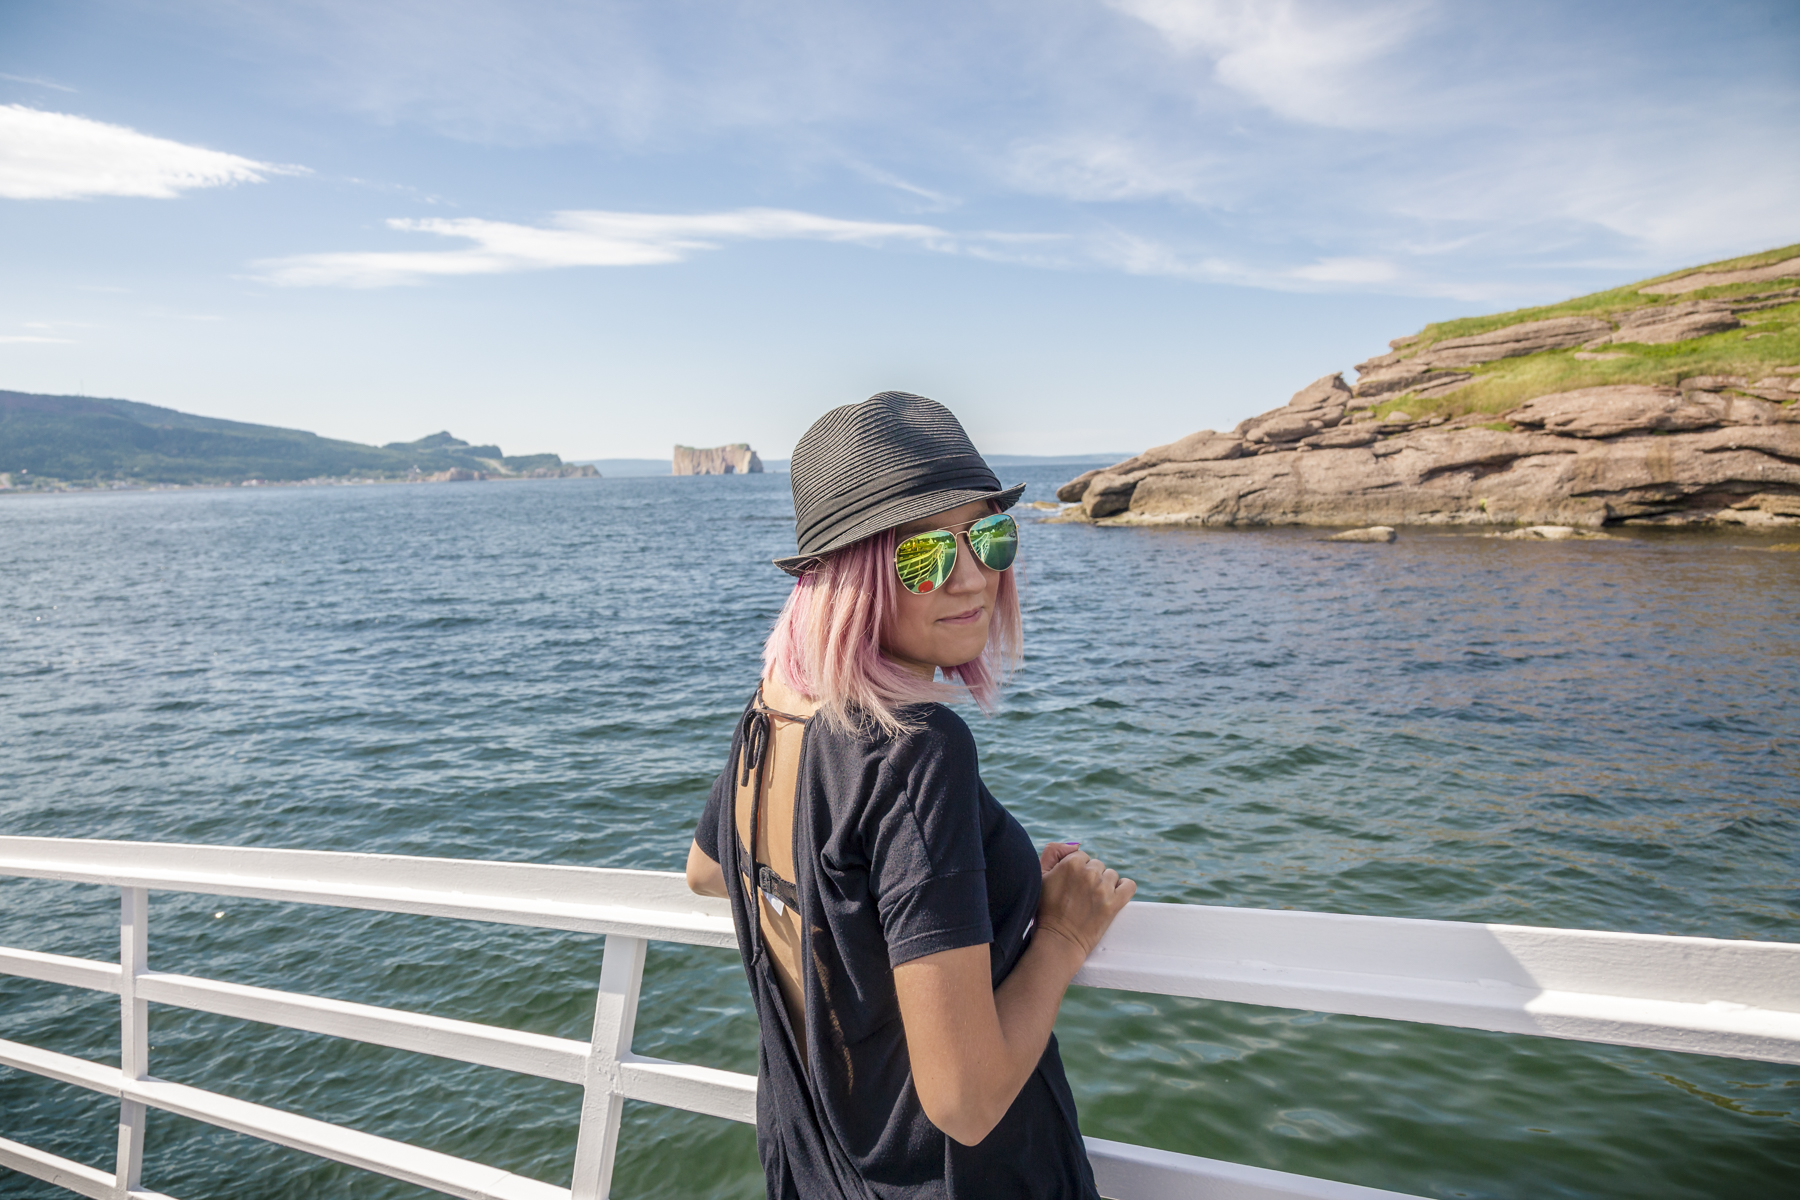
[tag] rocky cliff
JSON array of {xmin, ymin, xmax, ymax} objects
[
  {"xmin": 1058, "ymin": 246, "xmax": 1800, "ymax": 529},
  {"xmin": 673, "ymin": 443, "xmax": 763, "ymax": 475}
]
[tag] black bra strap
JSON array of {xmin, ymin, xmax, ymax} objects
[
  {"xmin": 757, "ymin": 864, "xmax": 800, "ymax": 908},
  {"xmin": 735, "ymin": 834, "xmax": 798, "ymax": 903}
]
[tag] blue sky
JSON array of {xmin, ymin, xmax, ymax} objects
[{"xmin": 3, "ymin": 1, "xmax": 1796, "ymax": 461}]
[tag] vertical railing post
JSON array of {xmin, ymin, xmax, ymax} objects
[
  {"xmin": 570, "ymin": 934, "xmax": 647, "ymax": 1200},
  {"xmin": 115, "ymin": 887, "xmax": 149, "ymax": 1199}
]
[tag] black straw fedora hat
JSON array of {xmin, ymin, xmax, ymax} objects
[{"xmin": 774, "ymin": 391, "xmax": 1026, "ymax": 576}]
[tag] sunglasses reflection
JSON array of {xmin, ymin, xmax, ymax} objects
[{"xmin": 896, "ymin": 514, "xmax": 1018, "ymax": 594}]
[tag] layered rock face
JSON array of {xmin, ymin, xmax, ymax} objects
[
  {"xmin": 1058, "ymin": 305, "xmax": 1800, "ymax": 530},
  {"xmin": 1640, "ymin": 255, "xmax": 1800, "ymax": 295},
  {"xmin": 673, "ymin": 444, "xmax": 763, "ymax": 475}
]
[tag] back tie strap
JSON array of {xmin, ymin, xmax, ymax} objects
[
  {"xmin": 737, "ymin": 687, "xmax": 810, "ymax": 786},
  {"xmin": 735, "ymin": 685, "xmax": 811, "ymax": 958}
]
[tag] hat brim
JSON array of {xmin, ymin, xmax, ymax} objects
[{"xmin": 772, "ymin": 482, "xmax": 1027, "ymax": 577}]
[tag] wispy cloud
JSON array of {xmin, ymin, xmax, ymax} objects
[
  {"xmin": 1072, "ymin": 225, "xmax": 1519, "ymax": 301},
  {"xmin": 842, "ymin": 161, "xmax": 961, "ymax": 211},
  {"xmin": 0, "ymin": 105, "xmax": 298, "ymax": 200},
  {"xmin": 1105, "ymin": 0, "xmax": 1429, "ymax": 128},
  {"xmin": 134, "ymin": 1, "xmax": 1800, "ymax": 300},
  {"xmin": 0, "ymin": 73, "xmax": 77, "ymax": 93},
  {"xmin": 1000, "ymin": 3, "xmax": 1800, "ymax": 296},
  {"xmin": 1004, "ymin": 137, "xmax": 1222, "ymax": 205},
  {"xmin": 254, "ymin": 207, "xmax": 962, "ymax": 287},
  {"xmin": 1, "ymin": 319, "xmax": 86, "ymax": 344},
  {"xmin": 212, "ymin": 0, "xmax": 892, "ymax": 146},
  {"xmin": 1288, "ymin": 256, "xmax": 1401, "ymax": 284}
]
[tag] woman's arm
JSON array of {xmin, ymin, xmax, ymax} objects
[
  {"xmin": 686, "ymin": 839, "xmax": 727, "ymax": 898},
  {"xmin": 893, "ymin": 847, "xmax": 1134, "ymax": 1146}
]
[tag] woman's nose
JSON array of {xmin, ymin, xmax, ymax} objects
[{"xmin": 945, "ymin": 533, "xmax": 987, "ymax": 593}]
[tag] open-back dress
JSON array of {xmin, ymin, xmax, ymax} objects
[{"xmin": 694, "ymin": 687, "xmax": 1100, "ymax": 1199}]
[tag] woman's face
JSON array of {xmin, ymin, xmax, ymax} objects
[{"xmin": 883, "ymin": 498, "xmax": 1005, "ymax": 678}]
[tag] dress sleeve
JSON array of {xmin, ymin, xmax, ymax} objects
[
  {"xmin": 693, "ymin": 759, "xmax": 732, "ymax": 863},
  {"xmin": 696, "ymin": 698, "xmax": 753, "ymax": 864},
  {"xmin": 867, "ymin": 710, "xmax": 994, "ymax": 967}
]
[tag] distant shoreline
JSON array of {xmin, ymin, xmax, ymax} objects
[
  {"xmin": 3, "ymin": 455, "xmax": 1139, "ymax": 498},
  {"xmin": 0, "ymin": 473, "xmax": 610, "ymax": 497},
  {"xmin": 571, "ymin": 453, "xmax": 1133, "ymax": 477}
]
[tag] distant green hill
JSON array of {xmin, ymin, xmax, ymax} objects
[{"xmin": 0, "ymin": 391, "xmax": 590, "ymax": 487}]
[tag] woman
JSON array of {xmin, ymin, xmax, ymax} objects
[{"xmin": 686, "ymin": 391, "xmax": 1135, "ymax": 1198}]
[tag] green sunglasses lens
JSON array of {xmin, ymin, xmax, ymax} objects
[
  {"xmin": 968, "ymin": 513, "xmax": 1018, "ymax": 572},
  {"xmin": 894, "ymin": 515, "xmax": 1019, "ymax": 593},
  {"xmin": 895, "ymin": 530, "xmax": 956, "ymax": 594}
]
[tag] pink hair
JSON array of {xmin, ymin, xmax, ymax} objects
[{"xmin": 762, "ymin": 518, "xmax": 1022, "ymax": 737}]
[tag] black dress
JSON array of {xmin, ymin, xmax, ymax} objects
[{"xmin": 694, "ymin": 692, "xmax": 1100, "ymax": 1200}]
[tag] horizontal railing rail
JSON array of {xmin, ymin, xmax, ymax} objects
[{"xmin": 1, "ymin": 835, "xmax": 1795, "ymax": 1200}]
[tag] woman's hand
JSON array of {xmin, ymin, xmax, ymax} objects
[
  {"xmin": 1034, "ymin": 848, "xmax": 1135, "ymax": 959},
  {"xmin": 1039, "ymin": 840, "xmax": 1082, "ymax": 875}
]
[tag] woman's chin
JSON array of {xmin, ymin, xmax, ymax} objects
[
  {"xmin": 889, "ymin": 626, "xmax": 991, "ymax": 676},
  {"xmin": 932, "ymin": 637, "xmax": 990, "ymax": 672}
]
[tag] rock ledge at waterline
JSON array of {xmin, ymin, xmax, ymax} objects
[{"xmin": 1057, "ymin": 248, "xmax": 1800, "ymax": 530}]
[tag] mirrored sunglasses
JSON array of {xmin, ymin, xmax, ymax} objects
[{"xmin": 894, "ymin": 513, "xmax": 1019, "ymax": 595}]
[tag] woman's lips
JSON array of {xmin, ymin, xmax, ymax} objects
[{"xmin": 938, "ymin": 606, "xmax": 984, "ymax": 626}]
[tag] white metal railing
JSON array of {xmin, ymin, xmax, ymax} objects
[{"xmin": 0, "ymin": 836, "xmax": 1795, "ymax": 1200}]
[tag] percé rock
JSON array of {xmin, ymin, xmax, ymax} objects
[{"xmin": 673, "ymin": 443, "xmax": 763, "ymax": 475}]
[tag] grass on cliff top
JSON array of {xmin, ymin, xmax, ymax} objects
[
  {"xmin": 1369, "ymin": 244, "xmax": 1800, "ymax": 421},
  {"xmin": 1402, "ymin": 242, "xmax": 1800, "ymax": 349}
]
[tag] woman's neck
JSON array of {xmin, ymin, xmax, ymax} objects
[{"xmin": 885, "ymin": 652, "xmax": 939, "ymax": 683}]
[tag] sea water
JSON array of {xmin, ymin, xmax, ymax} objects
[{"xmin": 1, "ymin": 470, "xmax": 1796, "ymax": 1199}]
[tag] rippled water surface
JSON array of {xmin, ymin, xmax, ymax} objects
[{"xmin": 2, "ymin": 472, "xmax": 1797, "ymax": 1199}]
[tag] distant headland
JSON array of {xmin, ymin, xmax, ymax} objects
[
  {"xmin": 1058, "ymin": 244, "xmax": 1800, "ymax": 530},
  {"xmin": 674, "ymin": 443, "xmax": 762, "ymax": 475},
  {"xmin": 0, "ymin": 390, "xmax": 597, "ymax": 491}
]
